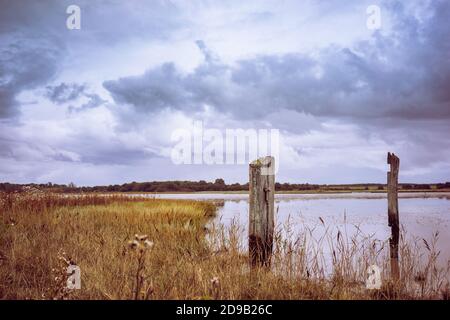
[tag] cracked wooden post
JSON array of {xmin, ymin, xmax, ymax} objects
[
  {"xmin": 387, "ymin": 152, "xmax": 400, "ymax": 281},
  {"xmin": 249, "ymin": 156, "xmax": 275, "ymax": 268}
]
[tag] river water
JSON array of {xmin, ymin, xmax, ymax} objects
[{"xmin": 139, "ymin": 192, "xmax": 450, "ymax": 269}]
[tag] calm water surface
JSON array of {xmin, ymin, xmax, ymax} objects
[{"xmin": 139, "ymin": 192, "xmax": 450, "ymax": 267}]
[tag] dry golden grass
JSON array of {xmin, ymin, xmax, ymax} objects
[{"xmin": 0, "ymin": 191, "xmax": 448, "ymax": 300}]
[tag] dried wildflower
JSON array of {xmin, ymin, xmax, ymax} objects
[
  {"xmin": 135, "ymin": 234, "xmax": 148, "ymax": 241},
  {"xmin": 144, "ymin": 240, "xmax": 154, "ymax": 249},
  {"xmin": 210, "ymin": 276, "xmax": 220, "ymax": 287},
  {"xmin": 128, "ymin": 240, "xmax": 140, "ymax": 250},
  {"xmin": 127, "ymin": 234, "xmax": 153, "ymax": 300}
]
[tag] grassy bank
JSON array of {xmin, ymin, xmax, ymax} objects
[
  {"xmin": 0, "ymin": 191, "xmax": 448, "ymax": 299},
  {"xmin": 0, "ymin": 192, "xmax": 216, "ymax": 299}
]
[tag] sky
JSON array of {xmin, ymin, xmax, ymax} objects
[{"xmin": 0, "ymin": 0, "xmax": 449, "ymax": 186}]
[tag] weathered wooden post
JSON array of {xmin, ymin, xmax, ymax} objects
[
  {"xmin": 249, "ymin": 156, "xmax": 275, "ymax": 267},
  {"xmin": 387, "ymin": 152, "xmax": 400, "ymax": 280}
]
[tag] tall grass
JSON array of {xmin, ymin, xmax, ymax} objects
[{"xmin": 0, "ymin": 191, "xmax": 448, "ymax": 299}]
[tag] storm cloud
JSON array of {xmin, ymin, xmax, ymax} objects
[
  {"xmin": 0, "ymin": 0, "xmax": 185, "ymax": 119},
  {"xmin": 104, "ymin": 1, "xmax": 450, "ymax": 124},
  {"xmin": 0, "ymin": 37, "xmax": 63, "ymax": 118}
]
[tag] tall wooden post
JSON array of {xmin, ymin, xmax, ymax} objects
[
  {"xmin": 249, "ymin": 156, "xmax": 275, "ymax": 267},
  {"xmin": 387, "ymin": 152, "xmax": 400, "ymax": 280}
]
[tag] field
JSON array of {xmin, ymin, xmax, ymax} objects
[{"xmin": 0, "ymin": 191, "xmax": 448, "ymax": 300}]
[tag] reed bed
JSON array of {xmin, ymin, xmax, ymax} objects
[{"xmin": 0, "ymin": 191, "xmax": 448, "ymax": 299}]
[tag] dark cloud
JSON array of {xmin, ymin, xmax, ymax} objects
[
  {"xmin": 104, "ymin": 1, "xmax": 450, "ymax": 124},
  {"xmin": 1, "ymin": 0, "xmax": 449, "ymax": 184},
  {"xmin": 0, "ymin": 0, "xmax": 65, "ymax": 34},
  {"xmin": 0, "ymin": 37, "xmax": 63, "ymax": 118},
  {"xmin": 45, "ymin": 82, "xmax": 107, "ymax": 111},
  {"xmin": 104, "ymin": 63, "xmax": 197, "ymax": 113},
  {"xmin": 77, "ymin": 93, "xmax": 107, "ymax": 111},
  {"xmin": 0, "ymin": 0, "xmax": 67, "ymax": 119},
  {"xmin": 0, "ymin": 0, "xmax": 184, "ymax": 119},
  {"xmin": 45, "ymin": 83, "xmax": 86, "ymax": 104}
]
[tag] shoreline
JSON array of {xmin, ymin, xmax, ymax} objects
[
  {"xmin": 106, "ymin": 189, "xmax": 450, "ymax": 195},
  {"xmin": 120, "ymin": 191, "xmax": 450, "ymax": 201}
]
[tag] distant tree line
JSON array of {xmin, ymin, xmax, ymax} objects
[{"xmin": 1, "ymin": 180, "xmax": 449, "ymax": 193}]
